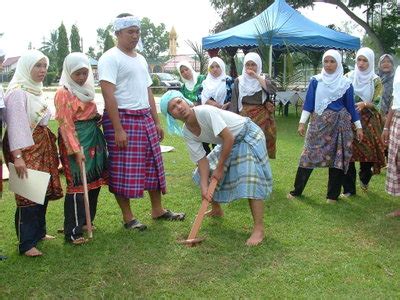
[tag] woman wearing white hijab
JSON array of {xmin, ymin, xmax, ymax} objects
[
  {"xmin": 177, "ymin": 61, "xmax": 205, "ymax": 105},
  {"xmin": 3, "ymin": 49, "xmax": 63, "ymax": 257},
  {"xmin": 382, "ymin": 66, "xmax": 400, "ymax": 217},
  {"xmin": 55, "ymin": 52, "xmax": 108, "ymax": 245},
  {"xmin": 287, "ymin": 50, "xmax": 363, "ymax": 203},
  {"xmin": 342, "ymin": 47, "xmax": 385, "ymax": 196},
  {"xmin": 230, "ymin": 52, "xmax": 277, "ymax": 158},
  {"xmin": 200, "ymin": 57, "xmax": 233, "ymax": 109}
]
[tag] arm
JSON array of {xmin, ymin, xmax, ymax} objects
[
  {"xmin": 297, "ymin": 80, "xmax": 316, "ymax": 136},
  {"xmin": 382, "ymin": 108, "xmax": 394, "ymax": 146},
  {"xmin": 229, "ymin": 79, "xmax": 239, "ymax": 113},
  {"xmin": 100, "ymin": 80, "xmax": 127, "ymax": 148},
  {"xmin": 197, "ymin": 156, "xmax": 211, "ymax": 201},
  {"xmin": 148, "ymin": 87, "xmax": 164, "ymax": 142},
  {"xmin": 343, "ymin": 85, "xmax": 363, "ymax": 141},
  {"xmin": 212, "ymin": 127, "xmax": 234, "ymax": 182}
]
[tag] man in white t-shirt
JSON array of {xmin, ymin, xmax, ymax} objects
[
  {"xmin": 0, "ymin": 48, "xmax": 7, "ymax": 260},
  {"xmin": 98, "ymin": 14, "xmax": 185, "ymax": 230}
]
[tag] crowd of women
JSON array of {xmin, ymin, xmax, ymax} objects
[{"xmin": 0, "ymin": 17, "xmax": 399, "ymax": 258}]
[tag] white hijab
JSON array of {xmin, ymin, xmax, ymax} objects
[
  {"xmin": 177, "ymin": 61, "xmax": 198, "ymax": 91},
  {"xmin": 6, "ymin": 49, "xmax": 49, "ymax": 130},
  {"xmin": 201, "ymin": 57, "xmax": 227, "ymax": 105},
  {"xmin": 313, "ymin": 50, "xmax": 351, "ymax": 115},
  {"xmin": 392, "ymin": 66, "xmax": 400, "ymax": 111},
  {"xmin": 238, "ymin": 52, "xmax": 266, "ymax": 112},
  {"xmin": 349, "ymin": 47, "xmax": 378, "ymax": 102},
  {"xmin": 59, "ymin": 52, "xmax": 95, "ymax": 103}
]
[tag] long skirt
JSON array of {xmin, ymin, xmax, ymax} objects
[
  {"xmin": 386, "ymin": 111, "xmax": 400, "ymax": 195},
  {"xmin": 240, "ymin": 103, "xmax": 277, "ymax": 159},
  {"xmin": 351, "ymin": 107, "xmax": 385, "ymax": 174},
  {"xmin": 3, "ymin": 126, "xmax": 63, "ymax": 207},
  {"xmin": 58, "ymin": 117, "xmax": 108, "ymax": 194},
  {"xmin": 193, "ymin": 119, "xmax": 273, "ymax": 203},
  {"xmin": 299, "ymin": 108, "xmax": 353, "ymax": 173},
  {"xmin": 102, "ymin": 108, "xmax": 166, "ymax": 198}
]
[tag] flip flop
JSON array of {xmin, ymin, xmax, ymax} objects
[
  {"xmin": 124, "ymin": 219, "xmax": 147, "ymax": 231},
  {"xmin": 153, "ymin": 210, "xmax": 185, "ymax": 221}
]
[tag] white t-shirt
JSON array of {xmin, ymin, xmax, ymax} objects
[
  {"xmin": 183, "ymin": 105, "xmax": 246, "ymax": 163},
  {"xmin": 98, "ymin": 47, "xmax": 152, "ymax": 110},
  {"xmin": 0, "ymin": 85, "xmax": 5, "ymax": 108}
]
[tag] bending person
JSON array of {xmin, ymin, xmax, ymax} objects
[{"xmin": 160, "ymin": 90, "xmax": 273, "ymax": 246}]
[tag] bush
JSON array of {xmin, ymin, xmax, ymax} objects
[
  {"xmin": 45, "ymin": 71, "xmax": 57, "ymax": 86},
  {"xmin": 151, "ymin": 74, "xmax": 160, "ymax": 86}
]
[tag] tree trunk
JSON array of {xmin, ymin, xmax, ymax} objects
[{"xmin": 314, "ymin": 0, "xmax": 385, "ymax": 55}]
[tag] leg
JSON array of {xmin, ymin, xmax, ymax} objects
[
  {"xmin": 246, "ymin": 199, "xmax": 265, "ymax": 246},
  {"xmin": 15, "ymin": 206, "xmax": 42, "ymax": 256},
  {"xmin": 288, "ymin": 167, "xmax": 313, "ymax": 197},
  {"xmin": 205, "ymin": 201, "xmax": 224, "ymax": 217},
  {"xmin": 359, "ymin": 162, "xmax": 373, "ymax": 187},
  {"xmin": 115, "ymin": 195, "xmax": 135, "ymax": 224},
  {"xmin": 37, "ymin": 198, "xmax": 54, "ymax": 241},
  {"xmin": 64, "ymin": 193, "xmax": 85, "ymax": 242},
  {"xmin": 342, "ymin": 162, "xmax": 356, "ymax": 195},
  {"xmin": 88, "ymin": 188, "xmax": 100, "ymax": 222},
  {"xmin": 149, "ymin": 190, "xmax": 186, "ymax": 221},
  {"xmin": 327, "ymin": 168, "xmax": 344, "ymax": 201}
]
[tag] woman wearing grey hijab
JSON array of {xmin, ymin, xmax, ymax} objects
[{"xmin": 378, "ymin": 54, "xmax": 395, "ymax": 116}]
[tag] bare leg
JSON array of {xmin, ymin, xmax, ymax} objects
[
  {"xmin": 115, "ymin": 195, "xmax": 135, "ymax": 223},
  {"xmin": 148, "ymin": 190, "xmax": 167, "ymax": 218},
  {"xmin": 205, "ymin": 201, "xmax": 224, "ymax": 217},
  {"xmin": 246, "ymin": 199, "xmax": 265, "ymax": 246}
]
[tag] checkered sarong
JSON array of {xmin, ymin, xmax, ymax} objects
[
  {"xmin": 102, "ymin": 108, "xmax": 166, "ymax": 198},
  {"xmin": 386, "ymin": 111, "xmax": 400, "ymax": 196},
  {"xmin": 193, "ymin": 119, "xmax": 273, "ymax": 203}
]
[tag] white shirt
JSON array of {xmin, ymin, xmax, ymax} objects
[
  {"xmin": 98, "ymin": 47, "xmax": 152, "ymax": 110},
  {"xmin": 183, "ymin": 105, "xmax": 246, "ymax": 163}
]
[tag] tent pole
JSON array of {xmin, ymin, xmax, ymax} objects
[
  {"xmin": 269, "ymin": 45, "xmax": 273, "ymax": 76},
  {"xmin": 283, "ymin": 54, "xmax": 287, "ymax": 88}
]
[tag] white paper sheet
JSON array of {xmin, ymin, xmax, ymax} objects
[
  {"xmin": 160, "ymin": 145, "xmax": 175, "ymax": 153},
  {"xmin": 8, "ymin": 163, "xmax": 51, "ymax": 205}
]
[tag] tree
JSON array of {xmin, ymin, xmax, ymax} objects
[
  {"xmin": 40, "ymin": 30, "xmax": 59, "ymax": 73},
  {"xmin": 86, "ymin": 46, "xmax": 96, "ymax": 59},
  {"xmin": 70, "ymin": 24, "xmax": 81, "ymax": 52},
  {"xmin": 209, "ymin": 0, "xmax": 391, "ymax": 56},
  {"xmin": 57, "ymin": 22, "xmax": 70, "ymax": 74},
  {"xmin": 103, "ymin": 30, "xmax": 115, "ymax": 53},
  {"xmin": 140, "ymin": 17, "xmax": 169, "ymax": 62},
  {"xmin": 95, "ymin": 24, "xmax": 113, "ymax": 58}
]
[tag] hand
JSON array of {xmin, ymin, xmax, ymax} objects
[
  {"xmin": 211, "ymin": 167, "xmax": 223, "ymax": 184},
  {"xmin": 74, "ymin": 151, "xmax": 86, "ymax": 171},
  {"xmin": 356, "ymin": 128, "xmax": 363, "ymax": 142},
  {"xmin": 156, "ymin": 124, "xmax": 164, "ymax": 142},
  {"xmin": 245, "ymin": 69, "xmax": 258, "ymax": 79},
  {"xmin": 297, "ymin": 123, "xmax": 306, "ymax": 136},
  {"xmin": 265, "ymin": 101, "xmax": 275, "ymax": 113},
  {"xmin": 115, "ymin": 128, "xmax": 128, "ymax": 148},
  {"xmin": 205, "ymin": 99, "xmax": 221, "ymax": 108},
  {"xmin": 14, "ymin": 157, "xmax": 28, "ymax": 179},
  {"xmin": 221, "ymin": 102, "xmax": 231, "ymax": 110},
  {"xmin": 356, "ymin": 102, "xmax": 366, "ymax": 112},
  {"xmin": 382, "ymin": 129, "xmax": 389, "ymax": 145}
]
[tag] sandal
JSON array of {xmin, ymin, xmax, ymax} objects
[
  {"xmin": 71, "ymin": 237, "xmax": 88, "ymax": 245},
  {"xmin": 124, "ymin": 219, "xmax": 147, "ymax": 231},
  {"xmin": 153, "ymin": 210, "xmax": 185, "ymax": 221}
]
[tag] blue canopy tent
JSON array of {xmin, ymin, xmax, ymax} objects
[
  {"xmin": 202, "ymin": 0, "xmax": 360, "ymax": 51},
  {"xmin": 202, "ymin": 0, "xmax": 360, "ymax": 77}
]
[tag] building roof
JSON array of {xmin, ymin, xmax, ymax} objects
[
  {"xmin": 2, "ymin": 56, "xmax": 20, "ymax": 67},
  {"xmin": 163, "ymin": 54, "xmax": 200, "ymax": 72}
]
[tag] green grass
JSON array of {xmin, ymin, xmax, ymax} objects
[{"xmin": 1, "ymin": 109, "xmax": 399, "ymax": 299}]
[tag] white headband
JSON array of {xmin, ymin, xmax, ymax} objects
[{"xmin": 113, "ymin": 16, "xmax": 141, "ymax": 32}]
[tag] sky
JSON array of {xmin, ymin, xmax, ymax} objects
[{"xmin": 0, "ymin": 0, "xmax": 364, "ymax": 58}]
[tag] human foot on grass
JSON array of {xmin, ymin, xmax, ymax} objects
[
  {"xmin": 246, "ymin": 226, "xmax": 264, "ymax": 246},
  {"xmin": 41, "ymin": 234, "xmax": 55, "ymax": 241},
  {"xmin": 24, "ymin": 247, "xmax": 42, "ymax": 257}
]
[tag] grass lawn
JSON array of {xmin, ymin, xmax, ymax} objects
[{"xmin": 0, "ymin": 108, "xmax": 399, "ymax": 298}]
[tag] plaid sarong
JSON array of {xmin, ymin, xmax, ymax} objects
[
  {"xmin": 299, "ymin": 108, "xmax": 354, "ymax": 173},
  {"xmin": 193, "ymin": 119, "xmax": 272, "ymax": 203},
  {"xmin": 102, "ymin": 108, "xmax": 166, "ymax": 198},
  {"xmin": 386, "ymin": 111, "xmax": 400, "ymax": 195}
]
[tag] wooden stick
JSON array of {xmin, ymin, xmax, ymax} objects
[
  {"xmin": 186, "ymin": 178, "xmax": 218, "ymax": 241},
  {"xmin": 80, "ymin": 146, "xmax": 93, "ymax": 239}
]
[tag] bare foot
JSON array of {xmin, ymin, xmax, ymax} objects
[
  {"xmin": 386, "ymin": 210, "xmax": 400, "ymax": 217},
  {"xmin": 286, "ymin": 193, "xmax": 296, "ymax": 200},
  {"xmin": 205, "ymin": 208, "xmax": 224, "ymax": 217},
  {"xmin": 24, "ymin": 247, "xmax": 43, "ymax": 257},
  {"xmin": 41, "ymin": 234, "xmax": 55, "ymax": 241},
  {"xmin": 246, "ymin": 227, "xmax": 265, "ymax": 246}
]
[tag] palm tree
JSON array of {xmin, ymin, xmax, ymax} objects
[{"xmin": 40, "ymin": 30, "xmax": 59, "ymax": 73}]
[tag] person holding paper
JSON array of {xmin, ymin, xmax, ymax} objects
[
  {"xmin": 55, "ymin": 53, "xmax": 108, "ymax": 245},
  {"xmin": 3, "ymin": 50, "xmax": 63, "ymax": 257}
]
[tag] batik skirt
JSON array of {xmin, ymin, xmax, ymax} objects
[
  {"xmin": 193, "ymin": 119, "xmax": 273, "ymax": 203},
  {"xmin": 386, "ymin": 111, "xmax": 400, "ymax": 195},
  {"xmin": 102, "ymin": 108, "xmax": 166, "ymax": 198},
  {"xmin": 351, "ymin": 107, "xmax": 385, "ymax": 174},
  {"xmin": 240, "ymin": 103, "xmax": 277, "ymax": 159},
  {"xmin": 3, "ymin": 126, "xmax": 63, "ymax": 207},
  {"xmin": 299, "ymin": 108, "xmax": 353, "ymax": 173},
  {"xmin": 58, "ymin": 117, "xmax": 108, "ymax": 194}
]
